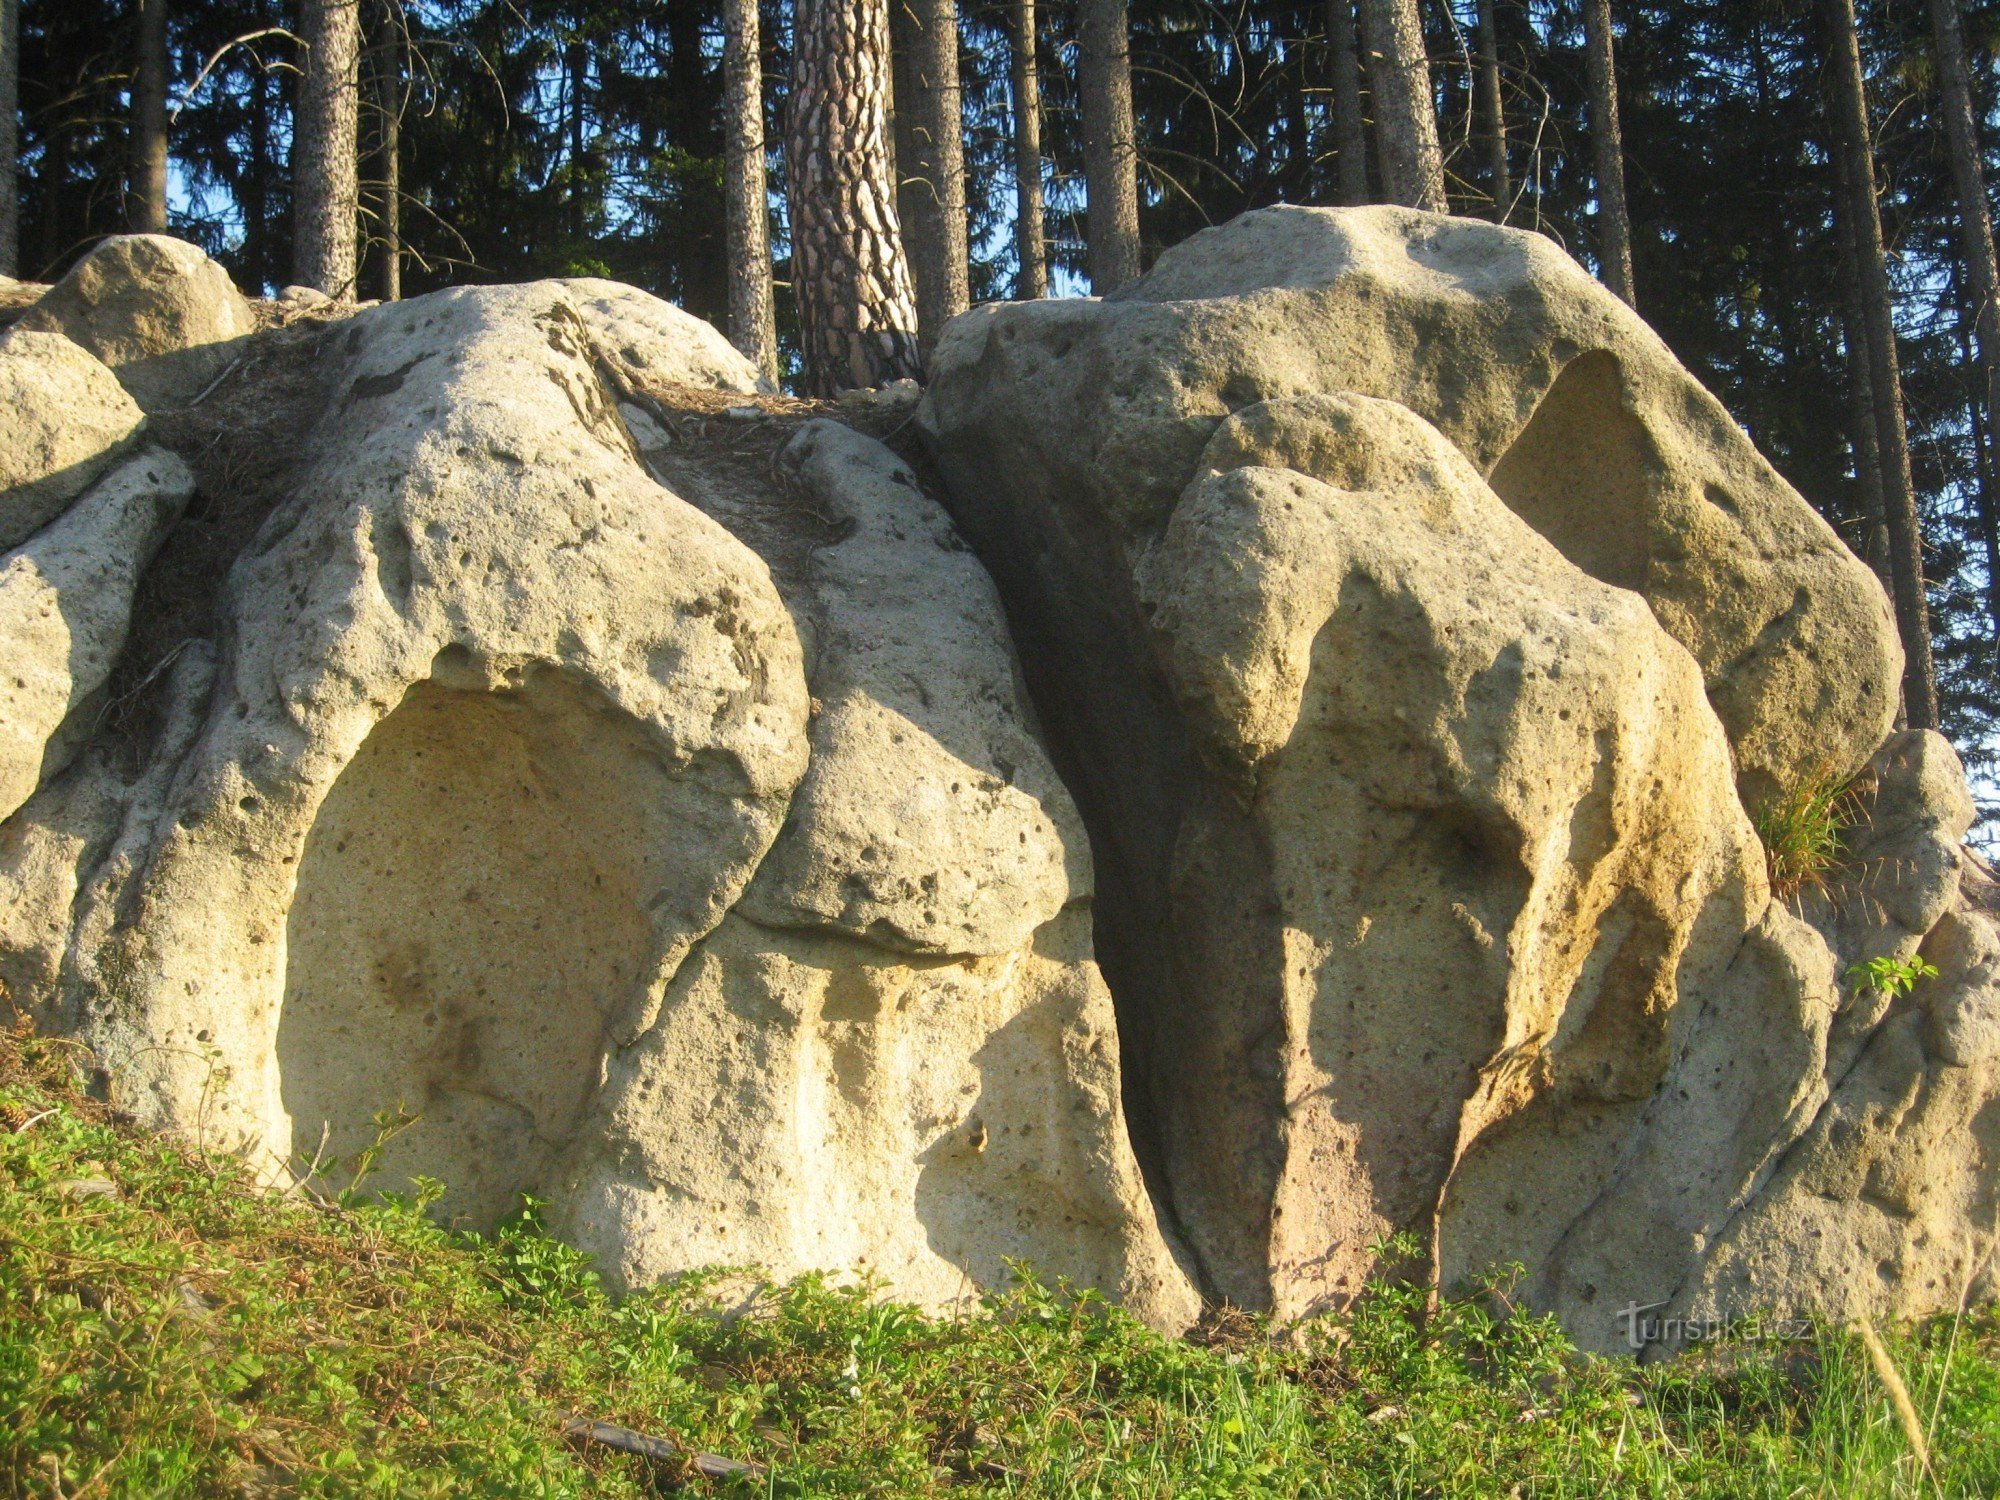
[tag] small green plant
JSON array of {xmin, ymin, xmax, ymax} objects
[
  {"xmin": 1753, "ymin": 766, "xmax": 1866, "ymax": 900},
  {"xmin": 1847, "ymin": 952, "xmax": 1940, "ymax": 998}
]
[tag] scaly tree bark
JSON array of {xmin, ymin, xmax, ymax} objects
[
  {"xmin": 721, "ymin": 0, "xmax": 777, "ymax": 379},
  {"xmin": 1008, "ymin": 0, "xmax": 1047, "ymax": 298},
  {"xmin": 1582, "ymin": 0, "xmax": 1634, "ymax": 305},
  {"xmin": 1079, "ymin": 0, "xmax": 1142, "ymax": 291},
  {"xmin": 294, "ymin": 0, "xmax": 362, "ymax": 300},
  {"xmin": 786, "ymin": 0, "xmax": 922, "ymax": 395},
  {"xmin": 0, "ymin": 0, "xmax": 18, "ymax": 276},
  {"xmin": 1327, "ymin": 0, "xmax": 1369, "ymax": 205},
  {"xmin": 369, "ymin": 1, "xmax": 401, "ymax": 301},
  {"xmin": 1357, "ymin": 0, "xmax": 1445, "ymax": 212},
  {"xmin": 1475, "ymin": 0, "xmax": 1508, "ymax": 219},
  {"xmin": 891, "ymin": 0, "xmax": 969, "ymax": 353},
  {"xmin": 1929, "ymin": 0, "xmax": 2000, "ymax": 509},
  {"xmin": 1824, "ymin": 0, "xmax": 1938, "ymax": 728},
  {"xmin": 131, "ymin": 0, "xmax": 169, "ymax": 233}
]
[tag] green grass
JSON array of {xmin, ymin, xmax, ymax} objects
[
  {"xmin": 1753, "ymin": 766, "xmax": 1868, "ymax": 902},
  {"xmin": 5, "ymin": 1025, "xmax": 2000, "ymax": 1498}
]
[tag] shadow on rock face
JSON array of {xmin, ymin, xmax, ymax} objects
[{"xmin": 278, "ymin": 665, "xmax": 673, "ymax": 1225}]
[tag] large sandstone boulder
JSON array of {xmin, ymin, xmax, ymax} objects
[
  {"xmin": 920, "ymin": 204, "xmax": 1987, "ymax": 1351},
  {"xmin": 0, "ymin": 242, "xmax": 1193, "ymax": 1330},
  {"xmin": 557, "ymin": 416, "xmax": 1190, "ymax": 1320},
  {"xmin": 13, "ymin": 235, "xmax": 258, "ymax": 410},
  {"xmin": 0, "ymin": 330, "xmax": 147, "ymax": 549},
  {"xmin": 922, "ymin": 204, "xmax": 1899, "ymax": 806}
]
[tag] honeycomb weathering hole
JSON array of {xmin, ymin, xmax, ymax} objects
[{"xmin": 277, "ymin": 667, "xmax": 673, "ymax": 1224}]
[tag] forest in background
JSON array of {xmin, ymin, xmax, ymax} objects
[{"xmin": 9, "ymin": 0, "xmax": 2000, "ymax": 823}]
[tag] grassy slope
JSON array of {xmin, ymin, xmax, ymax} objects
[{"xmin": 4, "ymin": 1027, "xmax": 1999, "ymax": 1499}]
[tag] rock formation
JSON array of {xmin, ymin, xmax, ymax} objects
[
  {"xmin": 0, "ymin": 239, "xmax": 1194, "ymax": 1331},
  {"xmin": 920, "ymin": 205, "xmax": 1993, "ymax": 1352},
  {"xmin": 0, "ymin": 214, "xmax": 1993, "ymax": 1355}
]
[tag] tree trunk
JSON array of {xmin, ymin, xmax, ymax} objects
[
  {"xmin": 1327, "ymin": 0, "xmax": 1369, "ymax": 205},
  {"xmin": 1581, "ymin": 0, "xmax": 1634, "ymax": 305},
  {"xmin": 665, "ymin": 4, "xmax": 725, "ymax": 321},
  {"xmin": 294, "ymin": 0, "xmax": 361, "ymax": 300},
  {"xmin": 1475, "ymin": 0, "xmax": 1508, "ymax": 219},
  {"xmin": 244, "ymin": 42, "xmax": 272, "ymax": 293},
  {"xmin": 1357, "ymin": 0, "xmax": 1445, "ymax": 212},
  {"xmin": 0, "ymin": 0, "xmax": 18, "ymax": 276},
  {"xmin": 785, "ymin": 0, "xmax": 923, "ymax": 396},
  {"xmin": 131, "ymin": 0, "xmax": 169, "ymax": 233},
  {"xmin": 371, "ymin": 6, "xmax": 400, "ymax": 301},
  {"xmin": 721, "ymin": 0, "xmax": 778, "ymax": 379},
  {"xmin": 1956, "ymin": 289, "xmax": 2000, "ymax": 645},
  {"xmin": 1078, "ymin": 0, "xmax": 1142, "ymax": 291},
  {"xmin": 891, "ymin": 0, "xmax": 968, "ymax": 352},
  {"xmin": 1930, "ymin": 0, "xmax": 2000, "ymax": 511},
  {"xmin": 1008, "ymin": 0, "xmax": 1047, "ymax": 298},
  {"xmin": 1834, "ymin": 138, "xmax": 1892, "ymax": 584},
  {"xmin": 38, "ymin": 123, "xmax": 64, "ymax": 275},
  {"xmin": 565, "ymin": 38, "xmax": 587, "ymax": 242},
  {"xmin": 1824, "ymin": 0, "xmax": 1938, "ymax": 728}
]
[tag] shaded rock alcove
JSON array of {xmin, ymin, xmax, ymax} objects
[{"xmin": 280, "ymin": 666, "xmax": 673, "ymax": 1224}]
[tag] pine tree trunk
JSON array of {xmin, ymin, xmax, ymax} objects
[
  {"xmin": 1930, "ymin": 0, "xmax": 2000, "ymax": 512},
  {"xmin": 566, "ymin": 38, "xmax": 587, "ymax": 241},
  {"xmin": 376, "ymin": 28, "xmax": 398, "ymax": 296},
  {"xmin": 1582, "ymin": 0, "xmax": 1634, "ymax": 305},
  {"xmin": 1078, "ymin": 0, "xmax": 1142, "ymax": 291},
  {"xmin": 722, "ymin": 0, "xmax": 778, "ymax": 379},
  {"xmin": 370, "ymin": 2, "xmax": 400, "ymax": 302},
  {"xmin": 1834, "ymin": 139, "xmax": 1892, "ymax": 584},
  {"xmin": 1957, "ymin": 295, "xmax": 2000, "ymax": 644},
  {"xmin": 294, "ymin": 0, "xmax": 361, "ymax": 300},
  {"xmin": 1824, "ymin": 0, "xmax": 1939, "ymax": 728},
  {"xmin": 131, "ymin": 0, "xmax": 169, "ymax": 233},
  {"xmin": 1327, "ymin": 0, "xmax": 1369, "ymax": 205},
  {"xmin": 786, "ymin": 0, "xmax": 923, "ymax": 396},
  {"xmin": 1475, "ymin": 0, "xmax": 1508, "ymax": 219},
  {"xmin": 666, "ymin": 5, "xmax": 726, "ymax": 321},
  {"xmin": 891, "ymin": 0, "xmax": 968, "ymax": 352},
  {"xmin": 1357, "ymin": 0, "xmax": 1445, "ymax": 212},
  {"xmin": 245, "ymin": 45, "xmax": 272, "ymax": 293},
  {"xmin": 0, "ymin": 0, "xmax": 18, "ymax": 277},
  {"xmin": 1009, "ymin": 0, "xmax": 1047, "ymax": 298}
]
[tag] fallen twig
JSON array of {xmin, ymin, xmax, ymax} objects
[{"xmin": 557, "ymin": 1413, "xmax": 762, "ymax": 1480}]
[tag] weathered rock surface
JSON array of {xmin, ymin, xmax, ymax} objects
[
  {"xmin": 0, "ymin": 329, "xmax": 148, "ymax": 549},
  {"xmin": 920, "ymin": 204, "xmax": 1986, "ymax": 1351},
  {"xmin": 565, "ymin": 389, "xmax": 1194, "ymax": 1325},
  {"xmin": 0, "ymin": 448, "xmax": 194, "ymax": 822},
  {"xmin": 922, "ymin": 204, "xmax": 1899, "ymax": 805},
  {"xmin": 0, "ymin": 242, "xmax": 1191, "ymax": 1330},
  {"xmin": 2, "ymin": 222, "xmax": 1994, "ymax": 1352},
  {"xmin": 14, "ymin": 235, "xmax": 258, "ymax": 410}
]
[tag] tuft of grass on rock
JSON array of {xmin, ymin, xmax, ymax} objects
[
  {"xmin": 1754, "ymin": 765, "xmax": 1867, "ymax": 901},
  {"xmin": 5, "ymin": 1017, "xmax": 2000, "ymax": 1497}
]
